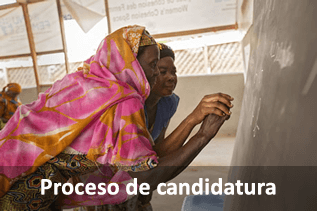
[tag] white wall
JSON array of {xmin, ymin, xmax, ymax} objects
[
  {"xmin": 19, "ymin": 73, "xmax": 245, "ymax": 138},
  {"xmin": 166, "ymin": 73, "xmax": 245, "ymax": 137},
  {"xmin": 19, "ymin": 86, "xmax": 49, "ymax": 105}
]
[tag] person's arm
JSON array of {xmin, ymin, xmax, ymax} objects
[
  {"xmin": 153, "ymin": 122, "xmax": 168, "ymax": 144},
  {"xmin": 129, "ymin": 112, "xmax": 229, "ymax": 192},
  {"xmin": 154, "ymin": 93, "xmax": 233, "ymax": 157},
  {"xmin": 0, "ymin": 99, "xmax": 6, "ymax": 123}
]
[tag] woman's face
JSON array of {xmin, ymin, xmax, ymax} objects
[
  {"xmin": 152, "ymin": 56, "xmax": 177, "ymax": 97},
  {"xmin": 137, "ymin": 45, "xmax": 160, "ymax": 89}
]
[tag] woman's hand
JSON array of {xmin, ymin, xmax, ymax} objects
[
  {"xmin": 188, "ymin": 93, "xmax": 234, "ymax": 126},
  {"xmin": 197, "ymin": 113, "xmax": 230, "ymax": 141}
]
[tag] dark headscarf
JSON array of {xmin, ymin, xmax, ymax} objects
[
  {"xmin": 3, "ymin": 83, "xmax": 22, "ymax": 94},
  {"xmin": 158, "ymin": 43, "xmax": 175, "ymax": 60}
]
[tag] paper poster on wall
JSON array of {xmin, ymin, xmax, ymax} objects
[
  {"xmin": 0, "ymin": 7, "xmax": 30, "ymax": 57},
  {"xmin": 28, "ymin": 0, "xmax": 63, "ymax": 53},
  {"xmin": 108, "ymin": 0, "xmax": 236, "ymax": 35},
  {"xmin": 0, "ymin": 1, "xmax": 63, "ymax": 58}
]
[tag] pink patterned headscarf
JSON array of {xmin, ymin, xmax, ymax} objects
[{"xmin": 0, "ymin": 25, "xmax": 158, "ymax": 200}]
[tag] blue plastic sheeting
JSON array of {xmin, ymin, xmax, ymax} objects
[{"xmin": 181, "ymin": 193, "xmax": 225, "ymax": 211}]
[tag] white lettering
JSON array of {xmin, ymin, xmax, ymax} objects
[
  {"xmin": 157, "ymin": 183, "xmax": 166, "ymax": 195},
  {"xmin": 126, "ymin": 178, "xmax": 138, "ymax": 195},
  {"xmin": 224, "ymin": 183, "xmax": 235, "ymax": 195},
  {"xmin": 245, "ymin": 183, "xmax": 255, "ymax": 195},
  {"xmin": 192, "ymin": 178, "xmax": 203, "ymax": 195},
  {"xmin": 235, "ymin": 180, "xmax": 243, "ymax": 195},
  {"xmin": 167, "ymin": 183, "xmax": 177, "ymax": 195},
  {"xmin": 54, "ymin": 183, "xmax": 61, "ymax": 195},
  {"xmin": 211, "ymin": 178, "xmax": 223, "ymax": 195},
  {"xmin": 62, "ymin": 183, "xmax": 74, "ymax": 195},
  {"xmin": 40, "ymin": 179, "xmax": 52, "ymax": 195},
  {"xmin": 108, "ymin": 183, "xmax": 119, "ymax": 195},
  {"xmin": 85, "ymin": 183, "xmax": 96, "ymax": 195},
  {"xmin": 258, "ymin": 183, "xmax": 266, "ymax": 195},
  {"xmin": 266, "ymin": 183, "xmax": 276, "ymax": 195},
  {"xmin": 97, "ymin": 183, "xmax": 106, "ymax": 195},
  {"xmin": 179, "ymin": 183, "xmax": 190, "ymax": 195},
  {"xmin": 75, "ymin": 183, "xmax": 84, "ymax": 195},
  {"xmin": 139, "ymin": 183, "xmax": 150, "ymax": 195}
]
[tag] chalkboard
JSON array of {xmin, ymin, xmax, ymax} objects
[{"xmin": 224, "ymin": 0, "xmax": 317, "ymax": 210}]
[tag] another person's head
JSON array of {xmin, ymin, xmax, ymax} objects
[
  {"xmin": 3, "ymin": 83, "xmax": 21, "ymax": 99},
  {"xmin": 136, "ymin": 30, "xmax": 160, "ymax": 89},
  {"xmin": 151, "ymin": 43, "xmax": 177, "ymax": 97}
]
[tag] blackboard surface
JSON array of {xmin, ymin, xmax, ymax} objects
[{"xmin": 224, "ymin": 0, "xmax": 317, "ymax": 210}]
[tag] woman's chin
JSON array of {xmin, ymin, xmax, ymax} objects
[{"xmin": 162, "ymin": 90, "xmax": 174, "ymax": 97}]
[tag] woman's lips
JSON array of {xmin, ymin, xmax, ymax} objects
[{"xmin": 164, "ymin": 84, "xmax": 175, "ymax": 90}]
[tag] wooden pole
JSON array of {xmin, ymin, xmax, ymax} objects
[
  {"xmin": 56, "ymin": 0, "xmax": 69, "ymax": 74},
  {"xmin": 152, "ymin": 24, "xmax": 237, "ymax": 39},
  {"xmin": 104, "ymin": 0, "xmax": 111, "ymax": 34},
  {"xmin": 0, "ymin": 49, "xmax": 65, "ymax": 60},
  {"xmin": 21, "ymin": 3, "xmax": 41, "ymax": 94},
  {"xmin": 0, "ymin": 2, "xmax": 19, "ymax": 10}
]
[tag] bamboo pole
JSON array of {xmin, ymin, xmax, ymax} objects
[
  {"xmin": 0, "ymin": 2, "xmax": 19, "ymax": 10},
  {"xmin": 0, "ymin": 49, "xmax": 65, "ymax": 60},
  {"xmin": 56, "ymin": 0, "xmax": 69, "ymax": 74},
  {"xmin": 0, "ymin": 0, "xmax": 46, "ymax": 13},
  {"xmin": 21, "ymin": 3, "xmax": 41, "ymax": 94},
  {"xmin": 152, "ymin": 24, "xmax": 237, "ymax": 39},
  {"xmin": 0, "ymin": 53, "xmax": 31, "ymax": 60},
  {"xmin": 104, "ymin": 0, "xmax": 111, "ymax": 34}
]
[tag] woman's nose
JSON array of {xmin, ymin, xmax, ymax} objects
[
  {"xmin": 154, "ymin": 66, "xmax": 160, "ymax": 77},
  {"xmin": 167, "ymin": 73, "xmax": 176, "ymax": 81}
]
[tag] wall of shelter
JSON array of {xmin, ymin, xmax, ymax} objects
[{"xmin": 0, "ymin": 41, "xmax": 244, "ymax": 104}]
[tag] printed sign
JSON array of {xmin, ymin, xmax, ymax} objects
[
  {"xmin": 108, "ymin": 0, "xmax": 236, "ymax": 35},
  {"xmin": 0, "ymin": 0, "xmax": 63, "ymax": 57}
]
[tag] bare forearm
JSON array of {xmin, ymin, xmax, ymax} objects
[
  {"xmin": 129, "ymin": 132, "xmax": 209, "ymax": 191},
  {"xmin": 162, "ymin": 132, "xmax": 209, "ymax": 182},
  {"xmin": 155, "ymin": 115, "xmax": 197, "ymax": 156},
  {"xmin": 129, "ymin": 114, "xmax": 228, "ymax": 192},
  {"xmin": 154, "ymin": 93, "xmax": 233, "ymax": 157}
]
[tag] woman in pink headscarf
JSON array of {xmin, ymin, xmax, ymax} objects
[
  {"xmin": 0, "ymin": 25, "xmax": 160, "ymax": 210},
  {"xmin": 0, "ymin": 25, "xmax": 233, "ymax": 210}
]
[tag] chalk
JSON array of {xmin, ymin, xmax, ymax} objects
[
  {"xmin": 274, "ymin": 43, "xmax": 294, "ymax": 69},
  {"xmin": 302, "ymin": 57, "xmax": 317, "ymax": 95}
]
